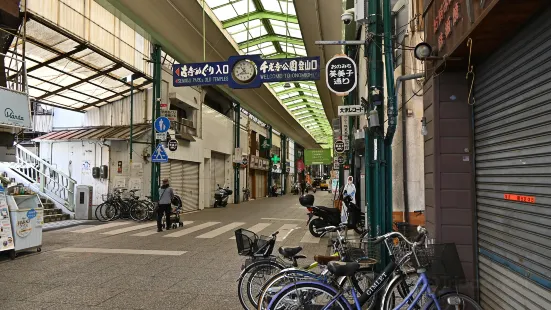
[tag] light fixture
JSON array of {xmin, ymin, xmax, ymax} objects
[
  {"xmin": 284, "ymin": 82, "xmax": 291, "ymax": 88},
  {"xmin": 414, "ymin": 42, "xmax": 433, "ymax": 60},
  {"xmin": 421, "ymin": 117, "xmax": 428, "ymax": 136}
]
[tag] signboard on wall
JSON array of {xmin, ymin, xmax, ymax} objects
[
  {"xmin": 161, "ymin": 110, "xmax": 177, "ymax": 122},
  {"xmin": 304, "ymin": 149, "xmax": 332, "ymax": 165},
  {"xmin": 0, "ymin": 90, "xmax": 31, "ymax": 128}
]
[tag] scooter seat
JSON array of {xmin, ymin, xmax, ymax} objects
[
  {"xmin": 327, "ymin": 261, "xmax": 361, "ymax": 277},
  {"xmin": 278, "ymin": 246, "xmax": 303, "ymax": 258},
  {"xmin": 317, "ymin": 206, "xmax": 340, "ymax": 214}
]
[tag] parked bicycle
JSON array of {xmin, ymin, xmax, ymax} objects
[
  {"xmin": 243, "ymin": 188, "xmax": 251, "ymax": 201},
  {"xmin": 266, "ymin": 227, "xmax": 482, "ymax": 310},
  {"xmin": 95, "ymin": 188, "xmax": 149, "ymax": 222}
]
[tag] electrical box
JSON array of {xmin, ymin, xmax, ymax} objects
[
  {"xmin": 354, "ymin": 0, "xmax": 367, "ymax": 23},
  {"xmin": 99, "ymin": 165, "xmax": 108, "ymax": 179},
  {"xmin": 75, "ymin": 185, "xmax": 93, "ymax": 220},
  {"xmin": 92, "ymin": 167, "xmax": 100, "ymax": 179}
]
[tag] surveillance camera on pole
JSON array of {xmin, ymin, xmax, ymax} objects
[{"xmin": 341, "ymin": 8, "xmax": 354, "ymax": 25}]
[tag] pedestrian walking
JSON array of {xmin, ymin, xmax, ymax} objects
[{"xmin": 157, "ymin": 178, "xmax": 174, "ymax": 232}]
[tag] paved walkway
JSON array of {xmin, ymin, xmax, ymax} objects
[{"xmin": 0, "ymin": 191, "xmax": 335, "ymax": 310}]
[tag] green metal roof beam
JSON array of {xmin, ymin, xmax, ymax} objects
[
  {"xmin": 283, "ymin": 95, "xmax": 321, "ymax": 104},
  {"xmin": 239, "ymin": 35, "xmax": 304, "ymax": 50},
  {"xmin": 277, "ymin": 88, "xmax": 318, "ymax": 96},
  {"xmin": 222, "ymin": 12, "xmax": 299, "ymax": 28},
  {"xmin": 266, "ymin": 53, "xmax": 302, "ymax": 59}
]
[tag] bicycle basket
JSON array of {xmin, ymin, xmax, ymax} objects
[
  {"xmin": 415, "ymin": 243, "xmax": 465, "ymax": 285},
  {"xmin": 234, "ymin": 229, "xmax": 273, "ymax": 257},
  {"xmin": 341, "ymin": 237, "xmax": 380, "ymax": 265},
  {"xmin": 101, "ymin": 194, "xmax": 112, "ymax": 202}
]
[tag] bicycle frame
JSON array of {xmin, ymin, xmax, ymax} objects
[{"xmin": 392, "ymin": 271, "xmax": 440, "ymax": 310}]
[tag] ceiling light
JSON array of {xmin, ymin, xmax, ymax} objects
[{"xmin": 284, "ymin": 82, "xmax": 291, "ymax": 88}]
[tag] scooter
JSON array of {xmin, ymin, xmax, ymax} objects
[
  {"xmin": 342, "ymin": 191, "xmax": 366, "ymax": 235},
  {"xmin": 299, "ymin": 194, "xmax": 340, "ymax": 237},
  {"xmin": 291, "ymin": 183, "xmax": 300, "ymax": 195},
  {"xmin": 213, "ymin": 184, "xmax": 233, "ymax": 208}
]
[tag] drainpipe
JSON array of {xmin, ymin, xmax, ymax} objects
[{"xmin": 234, "ymin": 103, "xmax": 240, "ymax": 204}]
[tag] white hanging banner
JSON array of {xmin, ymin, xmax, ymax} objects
[{"xmin": 341, "ymin": 116, "xmax": 350, "ymax": 151}]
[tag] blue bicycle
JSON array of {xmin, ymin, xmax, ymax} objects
[{"xmin": 267, "ymin": 227, "xmax": 482, "ymax": 310}]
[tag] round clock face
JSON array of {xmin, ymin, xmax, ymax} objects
[{"xmin": 232, "ymin": 59, "xmax": 257, "ymax": 84}]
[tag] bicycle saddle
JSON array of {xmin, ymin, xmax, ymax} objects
[
  {"xmin": 327, "ymin": 261, "xmax": 360, "ymax": 277},
  {"xmin": 278, "ymin": 246, "xmax": 303, "ymax": 259}
]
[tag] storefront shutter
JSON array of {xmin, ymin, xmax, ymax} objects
[
  {"xmin": 182, "ymin": 162, "xmax": 199, "ymax": 212},
  {"xmin": 474, "ymin": 8, "xmax": 551, "ymax": 309}
]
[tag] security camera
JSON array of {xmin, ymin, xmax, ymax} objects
[{"xmin": 341, "ymin": 8, "xmax": 354, "ymax": 25}]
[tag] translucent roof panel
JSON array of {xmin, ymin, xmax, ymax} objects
[
  {"xmin": 6, "ymin": 18, "xmax": 151, "ymax": 112},
  {"xmin": 203, "ymin": 0, "xmax": 332, "ymax": 145}
]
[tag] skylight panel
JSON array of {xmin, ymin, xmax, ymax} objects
[
  {"xmin": 213, "ymin": 6, "xmax": 238, "ymax": 20},
  {"xmin": 233, "ymin": 0, "xmax": 256, "ymax": 16},
  {"xmin": 226, "ymin": 24, "xmax": 247, "ymax": 33},
  {"xmin": 206, "ymin": 0, "xmax": 229, "ymax": 8},
  {"xmin": 287, "ymin": 99, "xmax": 303, "ymax": 105},
  {"xmin": 289, "ymin": 105, "xmax": 306, "ymax": 111},
  {"xmin": 261, "ymin": 0, "xmax": 282, "ymax": 12},
  {"xmin": 288, "ymin": 28, "xmax": 302, "ymax": 38},
  {"xmin": 294, "ymin": 110, "xmax": 309, "ymax": 115},
  {"xmin": 273, "ymin": 86, "xmax": 286, "ymax": 92},
  {"xmin": 232, "ymin": 31, "xmax": 249, "ymax": 43}
]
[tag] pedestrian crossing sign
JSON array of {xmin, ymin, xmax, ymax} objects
[{"xmin": 152, "ymin": 144, "xmax": 169, "ymax": 163}]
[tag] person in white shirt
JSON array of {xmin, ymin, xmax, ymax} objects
[{"xmin": 341, "ymin": 176, "xmax": 356, "ymax": 224}]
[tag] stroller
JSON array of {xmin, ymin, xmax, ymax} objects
[{"xmin": 161, "ymin": 195, "xmax": 184, "ymax": 229}]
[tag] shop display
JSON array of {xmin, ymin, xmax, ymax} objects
[{"xmin": 0, "ymin": 187, "xmax": 15, "ymax": 253}]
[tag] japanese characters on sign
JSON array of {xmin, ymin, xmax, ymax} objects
[
  {"xmin": 434, "ymin": 0, "xmax": 462, "ymax": 52},
  {"xmin": 173, "ymin": 56, "xmax": 320, "ymax": 88},
  {"xmin": 341, "ymin": 116, "xmax": 350, "ymax": 151},
  {"xmin": 304, "ymin": 149, "xmax": 332, "ymax": 165},
  {"xmin": 326, "ymin": 55, "xmax": 357, "ymax": 95},
  {"xmin": 334, "ymin": 140, "xmax": 345, "ymax": 154},
  {"xmin": 258, "ymin": 57, "xmax": 320, "ymax": 83},
  {"xmin": 173, "ymin": 61, "xmax": 229, "ymax": 87},
  {"xmin": 337, "ymin": 105, "xmax": 366, "ymax": 116}
]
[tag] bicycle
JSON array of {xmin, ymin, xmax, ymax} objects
[
  {"xmin": 267, "ymin": 227, "xmax": 482, "ymax": 310},
  {"xmin": 95, "ymin": 188, "xmax": 149, "ymax": 222},
  {"xmin": 243, "ymin": 187, "xmax": 251, "ymax": 201},
  {"xmin": 255, "ymin": 224, "xmax": 378, "ymax": 310}
]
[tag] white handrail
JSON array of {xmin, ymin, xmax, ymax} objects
[{"xmin": 15, "ymin": 144, "xmax": 72, "ymax": 180}]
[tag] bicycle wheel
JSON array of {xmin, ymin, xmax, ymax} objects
[
  {"xmin": 268, "ymin": 281, "xmax": 350, "ymax": 310},
  {"xmin": 381, "ymin": 272, "xmax": 429, "ymax": 310},
  {"xmin": 95, "ymin": 203, "xmax": 117, "ymax": 222},
  {"xmin": 238, "ymin": 259, "xmax": 286, "ymax": 310},
  {"xmin": 130, "ymin": 201, "xmax": 149, "ymax": 221},
  {"xmin": 257, "ymin": 268, "xmax": 322, "ymax": 310},
  {"xmin": 427, "ymin": 292, "xmax": 482, "ymax": 310}
]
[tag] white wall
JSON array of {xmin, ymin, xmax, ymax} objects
[
  {"xmin": 39, "ymin": 141, "xmax": 110, "ymax": 205},
  {"xmin": 52, "ymin": 108, "xmax": 85, "ymax": 129},
  {"xmin": 0, "ymin": 146, "xmax": 16, "ymax": 162}
]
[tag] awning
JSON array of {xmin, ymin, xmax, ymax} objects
[{"xmin": 33, "ymin": 124, "xmax": 150, "ymax": 142}]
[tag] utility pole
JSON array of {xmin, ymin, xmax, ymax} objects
[{"xmin": 234, "ymin": 103, "xmax": 240, "ymax": 204}]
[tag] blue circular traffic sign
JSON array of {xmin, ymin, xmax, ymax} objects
[{"xmin": 154, "ymin": 117, "xmax": 170, "ymax": 133}]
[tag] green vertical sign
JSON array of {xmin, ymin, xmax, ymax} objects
[{"xmin": 304, "ymin": 149, "xmax": 332, "ymax": 165}]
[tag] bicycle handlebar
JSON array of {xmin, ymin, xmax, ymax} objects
[
  {"xmin": 379, "ymin": 226, "xmax": 428, "ymax": 247},
  {"xmin": 271, "ymin": 231, "xmax": 279, "ymax": 237}
]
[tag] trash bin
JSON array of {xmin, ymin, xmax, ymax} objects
[{"xmin": 7, "ymin": 194, "xmax": 43, "ymax": 254}]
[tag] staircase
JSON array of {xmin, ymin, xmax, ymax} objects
[
  {"xmin": 41, "ymin": 197, "xmax": 71, "ymax": 223},
  {"xmin": 4, "ymin": 144, "xmax": 77, "ymax": 213}
]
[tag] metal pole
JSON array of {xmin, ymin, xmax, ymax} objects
[
  {"xmin": 383, "ymin": 0, "xmax": 398, "ymax": 242},
  {"xmin": 315, "ymin": 40, "xmax": 367, "ymax": 45},
  {"xmin": 130, "ymin": 77, "xmax": 134, "ymax": 163},
  {"xmin": 267, "ymin": 125, "xmax": 273, "ymax": 195},
  {"xmin": 234, "ymin": 103, "xmax": 240, "ymax": 204},
  {"xmin": 150, "ymin": 45, "xmax": 162, "ymax": 202},
  {"xmin": 281, "ymin": 134, "xmax": 286, "ymax": 195}
]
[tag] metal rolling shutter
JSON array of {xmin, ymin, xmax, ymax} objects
[
  {"xmin": 213, "ymin": 152, "xmax": 226, "ymax": 188},
  {"xmin": 182, "ymin": 162, "xmax": 199, "ymax": 212},
  {"xmin": 474, "ymin": 8, "xmax": 551, "ymax": 309},
  {"xmin": 169, "ymin": 161, "xmax": 184, "ymax": 198},
  {"xmin": 160, "ymin": 162, "xmax": 171, "ymax": 190}
]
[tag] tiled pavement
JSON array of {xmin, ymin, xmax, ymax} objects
[{"xmin": 0, "ymin": 191, "xmax": 335, "ymax": 310}]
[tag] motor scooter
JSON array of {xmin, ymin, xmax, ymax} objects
[
  {"xmin": 214, "ymin": 184, "xmax": 233, "ymax": 208},
  {"xmin": 342, "ymin": 191, "xmax": 366, "ymax": 235},
  {"xmin": 299, "ymin": 194, "xmax": 340, "ymax": 237}
]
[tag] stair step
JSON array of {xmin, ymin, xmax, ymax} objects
[
  {"xmin": 44, "ymin": 214, "xmax": 68, "ymax": 222},
  {"xmin": 42, "ymin": 203, "xmax": 55, "ymax": 209},
  {"xmin": 43, "ymin": 209, "xmax": 61, "ymax": 215}
]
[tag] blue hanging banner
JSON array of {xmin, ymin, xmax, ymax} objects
[{"xmin": 173, "ymin": 56, "xmax": 320, "ymax": 89}]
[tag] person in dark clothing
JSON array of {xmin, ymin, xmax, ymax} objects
[{"xmin": 157, "ymin": 178, "xmax": 174, "ymax": 232}]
